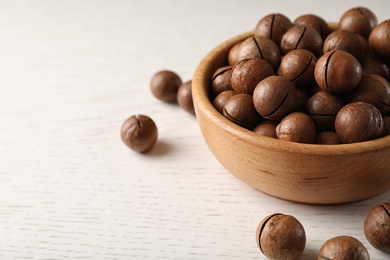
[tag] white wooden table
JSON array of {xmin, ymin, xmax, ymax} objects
[{"xmin": 0, "ymin": 0, "xmax": 389, "ymax": 259}]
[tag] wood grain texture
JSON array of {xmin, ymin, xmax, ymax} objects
[{"xmin": 0, "ymin": 0, "xmax": 389, "ymax": 259}]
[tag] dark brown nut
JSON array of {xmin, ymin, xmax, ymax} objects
[
  {"xmin": 120, "ymin": 115, "xmax": 158, "ymax": 153},
  {"xmin": 315, "ymin": 131, "xmax": 341, "ymax": 144},
  {"xmin": 231, "ymin": 58, "xmax": 274, "ymax": 95},
  {"xmin": 237, "ymin": 35, "xmax": 281, "ymax": 70},
  {"xmin": 294, "ymin": 14, "xmax": 330, "ymax": 40},
  {"xmin": 348, "ymin": 74, "xmax": 390, "ymax": 114},
  {"xmin": 335, "ymin": 102, "xmax": 384, "ymax": 143},
  {"xmin": 314, "ymin": 50, "xmax": 362, "ymax": 94},
  {"xmin": 256, "ymin": 213, "xmax": 306, "ymax": 260},
  {"xmin": 278, "ymin": 49, "xmax": 317, "ymax": 88},
  {"xmin": 357, "ymin": 34, "xmax": 373, "ymax": 56},
  {"xmin": 210, "ymin": 66, "xmax": 233, "ymax": 98},
  {"xmin": 212, "ymin": 90, "xmax": 235, "ymax": 114},
  {"xmin": 296, "ymin": 88, "xmax": 311, "ymax": 110},
  {"xmin": 177, "ymin": 80, "xmax": 195, "ymax": 115},
  {"xmin": 150, "ymin": 70, "xmax": 182, "ymax": 102},
  {"xmin": 253, "ymin": 75, "xmax": 297, "ymax": 121},
  {"xmin": 223, "ymin": 93, "xmax": 261, "ymax": 129},
  {"xmin": 280, "ymin": 25, "xmax": 323, "ymax": 56},
  {"xmin": 254, "ymin": 13, "xmax": 293, "ymax": 46},
  {"xmin": 339, "ymin": 7, "xmax": 378, "ymax": 38},
  {"xmin": 364, "ymin": 202, "xmax": 390, "ymax": 253},
  {"xmin": 305, "ymin": 91, "xmax": 345, "ymax": 131},
  {"xmin": 276, "ymin": 112, "xmax": 316, "ymax": 143},
  {"xmin": 318, "ymin": 236, "xmax": 370, "ymax": 260},
  {"xmin": 369, "ymin": 20, "xmax": 390, "ymax": 63},
  {"xmin": 360, "ymin": 54, "xmax": 390, "ymax": 81},
  {"xmin": 323, "ymin": 29, "xmax": 362, "ymax": 58},
  {"xmin": 253, "ymin": 121, "xmax": 277, "ymax": 138},
  {"xmin": 383, "ymin": 116, "xmax": 390, "ymax": 136},
  {"xmin": 228, "ymin": 41, "xmax": 242, "ymax": 66}
]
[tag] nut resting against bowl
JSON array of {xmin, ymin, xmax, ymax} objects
[{"xmin": 192, "ymin": 30, "xmax": 390, "ymax": 204}]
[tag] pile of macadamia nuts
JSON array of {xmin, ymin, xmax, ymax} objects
[
  {"xmin": 257, "ymin": 202, "xmax": 390, "ymax": 260},
  {"xmin": 211, "ymin": 6, "xmax": 390, "ymax": 144}
]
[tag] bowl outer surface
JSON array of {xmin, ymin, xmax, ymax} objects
[{"xmin": 192, "ymin": 30, "xmax": 390, "ymax": 204}]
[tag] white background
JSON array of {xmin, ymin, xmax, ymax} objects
[{"xmin": 0, "ymin": 0, "xmax": 389, "ymax": 259}]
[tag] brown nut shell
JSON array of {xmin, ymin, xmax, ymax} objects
[
  {"xmin": 276, "ymin": 112, "xmax": 316, "ymax": 143},
  {"xmin": 212, "ymin": 90, "xmax": 235, "ymax": 114},
  {"xmin": 305, "ymin": 91, "xmax": 345, "ymax": 131},
  {"xmin": 231, "ymin": 58, "xmax": 274, "ymax": 95},
  {"xmin": 314, "ymin": 50, "xmax": 362, "ymax": 94},
  {"xmin": 278, "ymin": 49, "xmax": 317, "ymax": 88},
  {"xmin": 335, "ymin": 102, "xmax": 384, "ymax": 143},
  {"xmin": 253, "ymin": 121, "xmax": 277, "ymax": 138},
  {"xmin": 339, "ymin": 7, "xmax": 378, "ymax": 38},
  {"xmin": 369, "ymin": 19, "xmax": 390, "ymax": 63},
  {"xmin": 348, "ymin": 74, "xmax": 390, "ymax": 115},
  {"xmin": 223, "ymin": 93, "xmax": 261, "ymax": 129},
  {"xmin": 256, "ymin": 213, "xmax": 306, "ymax": 260},
  {"xmin": 177, "ymin": 80, "xmax": 195, "ymax": 115},
  {"xmin": 323, "ymin": 29, "xmax": 362, "ymax": 58},
  {"xmin": 237, "ymin": 35, "xmax": 281, "ymax": 70},
  {"xmin": 253, "ymin": 75, "xmax": 297, "ymax": 121},
  {"xmin": 120, "ymin": 115, "xmax": 158, "ymax": 153},
  {"xmin": 364, "ymin": 202, "xmax": 390, "ymax": 253},
  {"xmin": 255, "ymin": 13, "xmax": 292, "ymax": 46},
  {"xmin": 294, "ymin": 14, "xmax": 330, "ymax": 40},
  {"xmin": 280, "ymin": 25, "xmax": 323, "ymax": 56},
  {"xmin": 150, "ymin": 70, "xmax": 182, "ymax": 102},
  {"xmin": 318, "ymin": 236, "xmax": 370, "ymax": 260}
]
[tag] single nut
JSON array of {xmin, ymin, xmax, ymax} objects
[
  {"xmin": 294, "ymin": 14, "xmax": 330, "ymax": 40},
  {"xmin": 278, "ymin": 49, "xmax": 317, "ymax": 88},
  {"xmin": 212, "ymin": 90, "xmax": 235, "ymax": 114},
  {"xmin": 253, "ymin": 121, "xmax": 277, "ymax": 138},
  {"xmin": 314, "ymin": 50, "xmax": 362, "ymax": 94},
  {"xmin": 348, "ymin": 74, "xmax": 390, "ymax": 115},
  {"xmin": 315, "ymin": 131, "xmax": 341, "ymax": 144},
  {"xmin": 280, "ymin": 25, "xmax": 323, "ymax": 56},
  {"xmin": 335, "ymin": 102, "xmax": 384, "ymax": 143},
  {"xmin": 305, "ymin": 90, "xmax": 345, "ymax": 131},
  {"xmin": 231, "ymin": 58, "xmax": 274, "ymax": 95},
  {"xmin": 276, "ymin": 112, "xmax": 316, "ymax": 143},
  {"xmin": 236, "ymin": 35, "xmax": 281, "ymax": 70},
  {"xmin": 253, "ymin": 75, "xmax": 297, "ymax": 121},
  {"xmin": 177, "ymin": 80, "xmax": 195, "ymax": 115},
  {"xmin": 150, "ymin": 70, "xmax": 182, "ymax": 102},
  {"xmin": 360, "ymin": 54, "xmax": 390, "ymax": 81},
  {"xmin": 323, "ymin": 29, "xmax": 362, "ymax": 58},
  {"xmin": 318, "ymin": 236, "xmax": 370, "ymax": 260},
  {"xmin": 228, "ymin": 41, "xmax": 242, "ymax": 66},
  {"xmin": 369, "ymin": 19, "xmax": 390, "ymax": 64},
  {"xmin": 256, "ymin": 213, "xmax": 306, "ymax": 260},
  {"xmin": 254, "ymin": 13, "xmax": 292, "ymax": 46},
  {"xmin": 210, "ymin": 66, "xmax": 233, "ymax": 98},
  {"xmin": 223, "ymin": 93, "xmax": 261, "ymax": 129},
  {"xmin": 120, "ymin": 115, "xmax": 158, "ymax": 153},
  {"xmin": 339, "ymin": 6, "xmax": 378, "ymax": 38},
  {"xmin": 364, "ymin": 202, "xmax": 390, "ymax": 253}
]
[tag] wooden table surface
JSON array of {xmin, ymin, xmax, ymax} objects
[{"xmin": 0, "ymin": 0, "xmax": 389, "ymax": 259}]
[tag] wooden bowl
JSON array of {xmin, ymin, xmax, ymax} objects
[{"xmin": 192, "ymin": 30, "xmax": 390, "ymax": 204}]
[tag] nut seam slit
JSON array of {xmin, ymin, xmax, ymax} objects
[{"xmin": 291, "ymin": 55, "xmax": 313, "ymax": 82}]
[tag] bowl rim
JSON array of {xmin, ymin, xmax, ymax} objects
[{"xmin": 192, "ymin": 30, "xmax": 390, "ymax": 156}]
